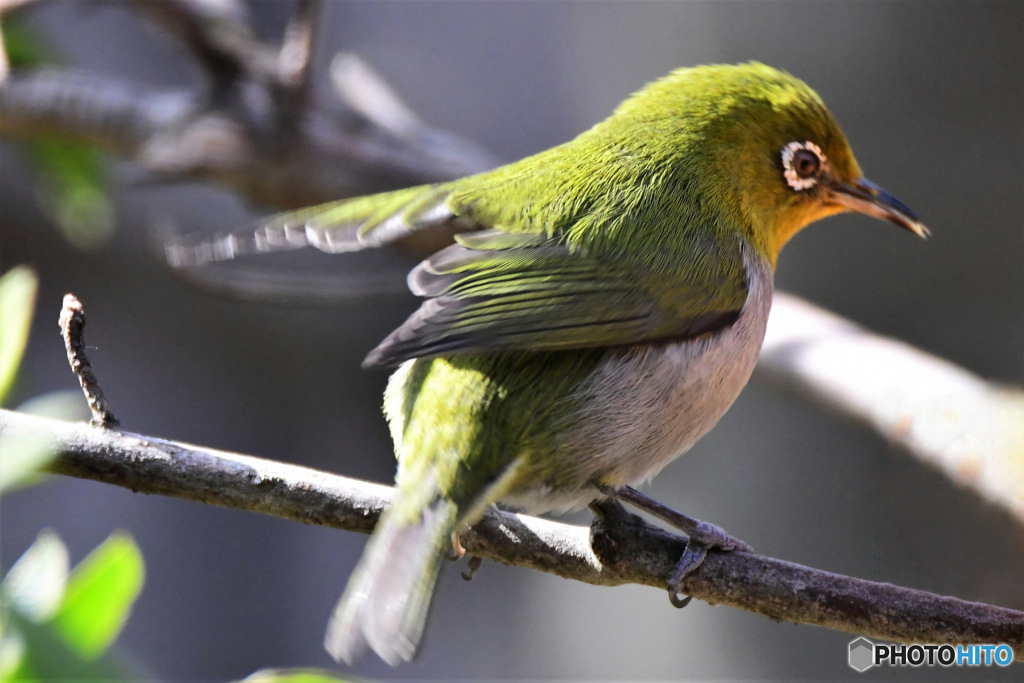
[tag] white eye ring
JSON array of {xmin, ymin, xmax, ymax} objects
[{"xmin": 781, "ymin": 141, "xmax": 827, "ymax": 191}]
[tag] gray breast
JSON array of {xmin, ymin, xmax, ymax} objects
[{"xmin": 505, "ymin": 242, "xmax": 775, "ymax": 514}]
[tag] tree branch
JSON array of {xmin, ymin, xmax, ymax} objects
[
  {"xmin": 0, "ymin": 70, "xmax": 195, "ymax": 153},
  {"xmin": 278, "ymin": 0, "xmax": 322, "ymax": 100},
  {"xmin": 0, "ymin": 408, "xmax": 1019, "ymax": 654},
  {"xmin": 758, "ymin": 294, "xmax": 1024, "ymax": 524},
  {"xmin": 0, "ymin": 0, "xmax": 499, "ymax": 207},
  {"xmin": 132, "ymin": 0, "xmax": 271, "ymax": 85},
  {"xmin": 0, "ymin": 68, "xmax": 497, "ymax": 207}
]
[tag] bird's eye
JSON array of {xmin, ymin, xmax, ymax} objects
[
  {"xmin": 781, "ymin": 141, "xmax": 827, "ymax": 191},
  {"xmin": 793, "ymin": 150, "xmax": 819, "ymax": 177}
]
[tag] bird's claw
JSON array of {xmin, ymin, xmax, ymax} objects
[
  {"xmin": 666, "ymin": 521, "xmax": 751, "ymax": 608},
  {"xmin": 669, "ymin": 591, "xmax": 694, "ymax": 609},
  {"xmin": 447, "ymin": 531, "xmax": 467, "ymax": 562},
  {"xmin": 448, "ymin": 530, "xmax": 484, "ymax": 580},
  {"xmin": 461, "ymin": 555, "xmax": 484, "ymax": 581},
  {"xmin": 666, "ymin": 538, "xmax": 708, "ymax": 607}
]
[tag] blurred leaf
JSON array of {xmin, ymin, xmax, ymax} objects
[
  {"xmin": 29, "ymin": 138, "xmax": 116, "ymax": 249},
  {"xmin": 0, "ymin": 616, "xmax": 28, "ymax": 680},
  {"xmin": 0, "ymin": 391, "xmax": 90, "ymax": 494},
  {"xmin": 5, "ymin": 17, "xmax": 115, "ymax": 249},
  {"xmin": 0, "ymin": 532, "xmax": 148, "ymax": 680},
  {"xmin": 0, "ymin": 266, "xmax": 38, "ymax": 404},
  {"xmin": 50, "ymin": 532, "xmax": 144, "ymax": 659},
  {"xmin": 244, "ymin": 669, "xmax": 353, "ymax": 683},
  {"xmin": 3, "ymin": 15, "xmax": 55, "ymax": 68},
  {"xmin": 0, "ymin": 530, "xmax": 68, "ymax": 622},
  {"xmin": 1, "ymin": 608, "xmax": 137, "ymax": 682},
  {"xmin": 0, "ymin": 430, "xmax": 55, "ymax": 495},
  {"xmin": 16, "ymin": 390, "xmax": 92, "ymax": 422}
]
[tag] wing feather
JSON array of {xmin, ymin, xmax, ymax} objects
[
  {"xmin": 364, "ymin": 230, "xmax": 748, "ymax": 367},
  {"xmin": 165, "ymin": 184, "xmax": 460, "ymax": 267}
]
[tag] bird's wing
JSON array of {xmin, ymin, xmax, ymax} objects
[
  {"xmin": 364, "ymin": 229, "xmax": 748, "ymax": 367},
  {"xmin": 165, "ymin": 184, "xmax": 463, "ymax": 267}
]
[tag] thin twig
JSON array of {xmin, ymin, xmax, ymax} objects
[
  {"xmin": 132, "ymin": 0, "xmax": 272, "ymax": 85},
  {"xmin": 0, "ymin": 408, "xmax": 1019, "ymax": 653},
  {"xmin": 58, "ymin": 294, "xmax": 118, "ymax": 428},
  {"xmin": 278, "ymin": 0, "xmax": 321, "ymax": 97},
  {"xmin": 0, "ymin": 30, "xmax": 7, "ymax": 85},
  {"xmin": 329, "ymin": 52, "xmax": 426, "ymax": 137},
  {"xmin": 273, "ymin": 0, "xmax": 322, "ymax": 143}
]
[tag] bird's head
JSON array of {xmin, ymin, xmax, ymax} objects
[{"xmin": 614, "ymin": 63, "xmax": 929, "ymax": 266}]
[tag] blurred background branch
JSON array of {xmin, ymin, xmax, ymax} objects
[
  {"xmin": 0, "ymin": 0, "xmax": 498, "ymax": 208},
  {"xmin": 759, "ymin": 294, "xmax": 1024, "ymax": 524}
]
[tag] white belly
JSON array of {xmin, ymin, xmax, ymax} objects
[{"xmin": 503, "ymin": 246, "xmax": 774, "ymax": 513}]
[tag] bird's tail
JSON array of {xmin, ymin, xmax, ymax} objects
[{"xmin": 325, "ymin": 494, "xmax": 459, "ymax": 665}]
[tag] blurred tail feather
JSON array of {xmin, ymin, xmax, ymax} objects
[{"xmin": 325, "ymin": 496, "xmax": 459, "ymax": 665}]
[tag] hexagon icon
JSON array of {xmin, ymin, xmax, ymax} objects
[{"xmin": 849, "ymin": 637, "xmax": 875, "ymax": 672}]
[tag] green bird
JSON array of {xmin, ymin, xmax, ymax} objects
[{"xmin": 170, "ymin": 62, "xmax": 927, "ymax": 665}]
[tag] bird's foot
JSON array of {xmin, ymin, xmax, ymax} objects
[
  {"xmin": 665, "ymin": 518, "xmax": 750, "ymax": 607},
  {"xmin": 596, "ymin": 484, "xmax": 752, "ymax": 608},
  {"xmin": 448, "ymin": 529, "xmax": 485, "ymax": 580},
  {"xmin": 447, "ymin": 530, "xmax": 466, "ymax": 561},
  {"xmin": 588, "ymin": 496, "xmax": 638, "ymax": 527},
  {"xmin": 587, "ymin": 496, "xmax": 646, "ymax": 566},
  {"xmin": 461, "ymin": 555, "xmax": 484, "ymax": 581}
]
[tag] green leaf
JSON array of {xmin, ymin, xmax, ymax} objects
[
  {"xmin": 0, "ymin": 432, "xmax": 56, "ymax": 495},
  {"xmin": 50, "ymin": 532, "xmax": 144, "ymax": 659},
  {"xmin": 0, "ymin": 530, "xmax": 69, "ymax": 622},
  {"xmin": 16, "ymin": 391, "xmax": 92, "ymax": 422},
  {"xmin": 0, "ymin": 615, "xmax": 28, "ymax": 680},
  {"xmin": 0, "ymin": 530, "xmax": 69, "ymax": 680},
  {"xmin": 0, "ymin": 392, "xmax": 91, "ymax": 494},
  {"xmin": 243, "ymin": 669, "xmax": 353, "ymax": 683},
  {"xmin": 0, "ymin": 266, "xmax": 38, "ymax": 404},
  {"xmin": 0, "ymin": 532, "xmax": 145, "ymax": 680},
  {"xmin": 3, "ymin": 16, "xmax": 56, "ymax": 68},
  {"xmin": 28, "ymin": 138, "xmax": 116, "ymax": 250},
  {"xmin": 1, "ymin": 608, "xmax": 137, "ymax": 682}
]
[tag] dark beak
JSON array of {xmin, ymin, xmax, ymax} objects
[{"xmin": 830, "ymin": 177, "xmax": 930, "ymax": 238}]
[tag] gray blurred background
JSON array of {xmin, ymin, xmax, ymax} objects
[{"xmin": 2, "ymin": 1, "xmax": 1022, "ymax": 679}]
